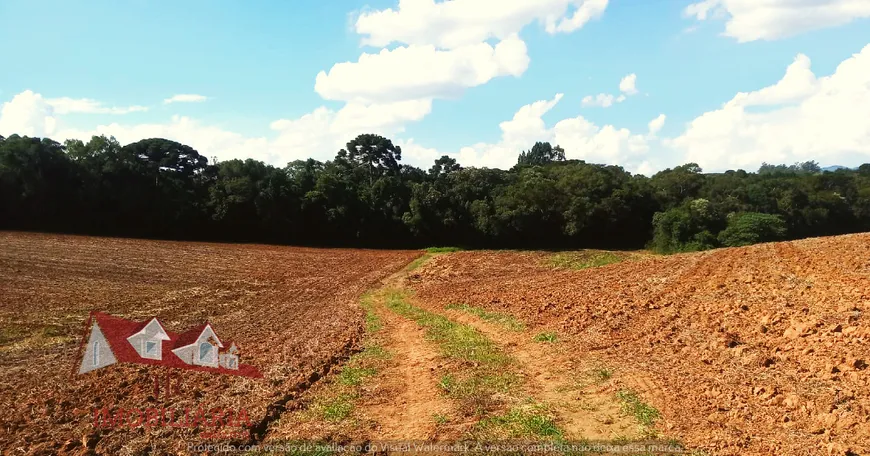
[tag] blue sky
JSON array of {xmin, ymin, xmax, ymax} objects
[{"xmin": 1, "ymin": 0, "xmax": 869, "ymax": 174}]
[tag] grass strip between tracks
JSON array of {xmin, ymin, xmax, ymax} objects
[
  {"xmin": 445, "ymin": 303, "xmax": 527, "ymax": 332},
  {"xmin": 383, "ymin": 289, "xmax": 565, "ymax": 441},
  {"xmin": 547, "ymin": 250, "xmax": 629, "ymax": 270},
  {"xmin": 404, "ymin": 247, "xmax": 463, "ymax": 272}
]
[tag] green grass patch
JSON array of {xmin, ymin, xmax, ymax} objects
[
  {"xmin": 364, "ymin": 309, "xmax": 382, "ymax": 333},
  {"xmin": 337, "ymin": 365, "xmax": 378, "ymax": 387},
  {"xmin": 472, "ymin": 404, "xmax": 563, "ymax": 440},
  {"xmin": 310, "ymin": 338, "xmax": 386, "ymax": 421},
  {"xmin": 404, "ymin": 253, "xmax": 433, "ymax": 272},
  {"xmin": 591, "ymin": 367, "xmax": 613, "ymax": 383},
  {"xmin": 446, "ymin": 303, "xmax": 526, "ymax": 331},
  {"xmin": 309, "ymin": 346, "xmax": 381, "ymax": 422},
  {"xmin": 405, "ymin": 247, "xmax": 462, "ymax": 272},
  {"xmin": 548, "ymin": 250, "xmax": 627, "ymax": 270},
  {"xmin": 360, "ymin": 293, "xmax": 382, "ymax": 333},
  {"xmin": 355, "ymin": 344, "xmax": 391, "ymax": 360},
  {"xmin": 425, "ymin": 246, "xmax": 463, "ymax": 253},
  {"xmin": 437, "ymin": 371, "xmax": 519, "ymax": 409},
  {"xmin": 534, "ymin": 331, "xmax": 558, "ymax": 343},
  {"xmin": 385, "ymin": 291, "xmax": 511, "ymax": 367},
  {"xmin": 616, "ymin": 389, "xmax": 660, "ymax": 428},
  {"xmin": 320, "ymin": 393, "xmax": 357, "ymax": 422}
]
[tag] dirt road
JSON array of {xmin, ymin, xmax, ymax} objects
[{"xmin": 272, "ymin": 257, "xmax": 663, "ymax": 451}]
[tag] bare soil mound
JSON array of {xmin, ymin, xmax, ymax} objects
[
  {"xmin": 0, "ymin": 232, "xmax": 418, "ymax": 455},
  {"xmin": 408, "ymin": 234, "xmax": 870, "ymax": 455}
]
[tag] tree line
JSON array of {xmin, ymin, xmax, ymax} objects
[{"xmin": 1, "ymin": 133, "xmax": 869, "ymax": 252}]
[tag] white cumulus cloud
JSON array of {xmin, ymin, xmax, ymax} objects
[
  {"xmin": 581, "ymin": 73, "xmax": 638, "ymax": 108},
  {"xmin": 0, "ymin": 90, "xmax": 58, "ymax": 137},
  {"xmin": 317, "ymin": 0, "xmax": 609, "ymax": 135},
  {"xmin": 396, "ymin": 138, "xmax": 445, "ymax": 167},
  {"xmin": 446, "ymin": 93, "xmax": 653, "ymax": 171},
  {"xmin": 0, "ymin": 90, "xmax": 434, "ymax": 165},
  {"xmin": 163, "ymin": 94, "xmax": 209, "ymax": 104},
  {"xmin": 581, "ymin": 93, "xmax": 617, "ymax": 108},
  {"xmin": 647, "ymin": 114, "xmax": 666, "ymax": 136},
  {"xmin": 315, "ymin": 36, "xmax": 528, "ymax": 104},
  {"xmin": 668, "ymin": 43, "xmax": 870, "ymax": 171},
  {"xmin": 619, "ymin": 73, "xmax": 638, "ymax": 95},
  {"xmin": 684, "ymin": 0, "xmax": 870, "ymax": 42},
  {"xmin": 553, "ymin": 117, "xmax": 650, "ymax": 166},
  {"xmin": 267, "ymin": 99, "xmax": 433, "ymax": 161},
  {"xmin": 46, "ymin": 97, "xmax": 147, "ymax": 115},
  {"xmin": 324, "ymin": 0, "xmax": 608, "ymax": 114},
  {"xmin": 0, "ymin": 89, "xmax": 671, "ymax": 175},
  {"xmin": 354, "ymin": 0, "xmax": 608, "ymax": 49}
]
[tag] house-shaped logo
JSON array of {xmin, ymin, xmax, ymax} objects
[{"xmin": 77, "ymin": 312, "xmax": 261, "ymax": 378}]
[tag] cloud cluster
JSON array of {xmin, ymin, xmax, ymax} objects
[
  {"xmin": 685, "ymin": 0, "xmax": 870, "ymax": 42},
  {"xmin": 4, "ymin": 1, "xmax": 870, "ymax": 175},
  {"xmin": 0, "ymin": 91, "xmax": 58, "ymax": 137},
  {"xmin": 0, "ymin": 86, "xmax": 661, "ymax": 173},
  {"xmin": 669, "ymin": 44, "xmax": 870, "ymax": 171},
  {"xmin": 5, "ymin": 41, "xmax": 870, "ymax": 174},
  {"xmin": 314, "ymin": 0, "xmax": 608, "ymax": 127},
  {"xmin": 0, "ymin": 1, "xmax": 608, "ymax": 158},
  {"xmin": 314, "ymin": 36, "xmax": 528, "ymax": 103},
  {"xmin": 354, "ymin": 0, "xmax": 609, "ymax": 49},
  {"xmin": 581, "ymin": 73, "xmax": 638, "ymax": 108},
  {"xmin": 449, "ymin": 93, "xmax": 662, "ymax": 172},
  {"xmin": 0, "ymin": 90, "xmax": 434, "ymax": 165},
  {"xmin": 47, "ymin": 96, "xmax": 147, "ymax": 115}
]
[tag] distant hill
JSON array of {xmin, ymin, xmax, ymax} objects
[{"xmin": 822, "ymin": 165, "xmax": 856, "ymax": 172}]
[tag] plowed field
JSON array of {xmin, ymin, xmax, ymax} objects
[
  {"xmin": 408, "ymin": 234, "xmax": 870, "ymax": 455},
  {"xmin": 0, "ymin": 232, "xmax": 419, "ymax": 455}
]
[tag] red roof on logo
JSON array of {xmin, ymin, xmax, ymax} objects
[
  {"xmin": 173, "ymin": 323, "xmax": 212, "ymax": 349},
  {"xmin": 87, "ymin": 312, "xmax": 261, "ymax": 378}
]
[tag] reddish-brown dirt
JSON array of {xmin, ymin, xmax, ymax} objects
[
  {"xmin": 408, "ymin": 234, "xmax": 870, "ymax": 456},
  {"xmin": 0, "ymin": 232, "xmax": 419, "ymax": 455}
]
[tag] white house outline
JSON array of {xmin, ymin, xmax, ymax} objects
[
  {"xmin": 170, "ymin": 324, "xmax": 223, "ymax": 367},
  {"xmin": 126, "ymin": 317, "xmax": 170, "ymax": 360}
]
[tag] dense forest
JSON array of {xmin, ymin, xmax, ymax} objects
[{"xmin": 1, "ymin": 133, "xmax": 869, "ymax": 252}]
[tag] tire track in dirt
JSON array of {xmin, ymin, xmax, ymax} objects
[
  {"xmin": 261, "ymin": 261, "xmax": 457, "ymax": 443},
  {"xmin": 363, "ymin": 290, "xmax": 454, "ymax": 440},
  {"xmin": 418, "ymin": 299, "xmax": 641, "ymax": 440}
]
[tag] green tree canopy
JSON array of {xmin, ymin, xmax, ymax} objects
[
  {"xmin": 718, "ymin": 212, "xmax": 788, "ymax": 247},
  {"xmin": 1, "ymin": 131, "xmax": 869, "ymax": 250},
  {"xmin": 517, "ymin": 142, "xmax": 565, "ymax": 166}
]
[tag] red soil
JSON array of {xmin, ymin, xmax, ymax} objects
[
  {"xmin": 408, "ymin": 234, "xmax": 870, "ymax": 455},
  {"xmin": 0, "ymin": 232, "xmax": 419, "ymax": 455}
]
